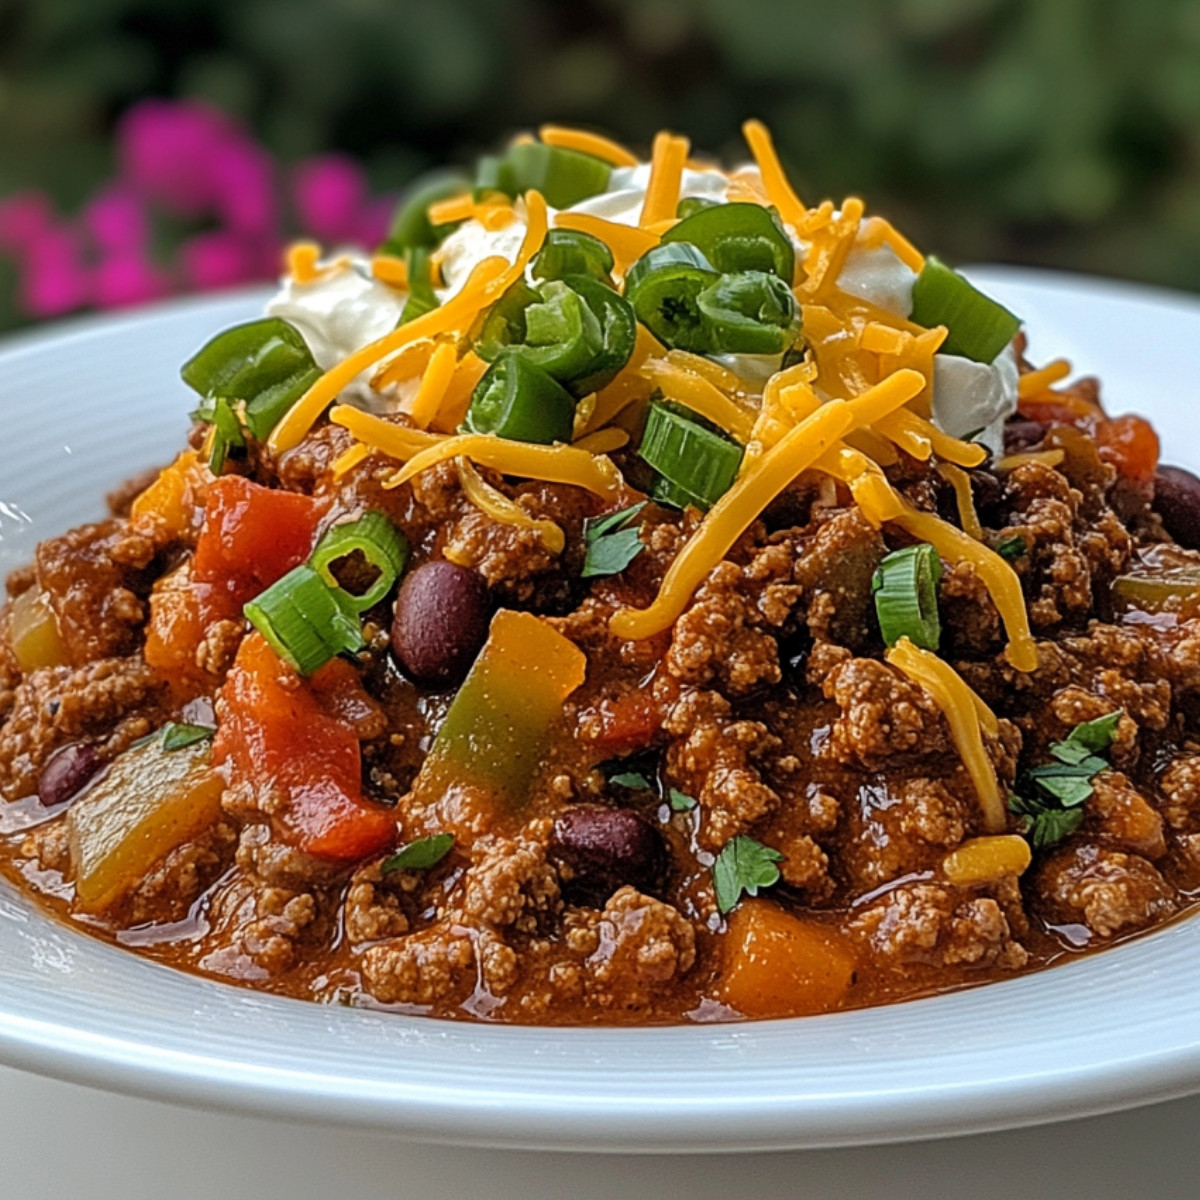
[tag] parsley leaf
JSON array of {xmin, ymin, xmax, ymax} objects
[
  {"xmin": 1007, "ymin": 711, "xmax": 1124, "ymax": 849},
  {"xmin": 995, "ymin": 534, "xmax": 1027, "ymax": 562},
  {"xmin": 668, "ymin": 788, "xmax": 697, "ymax": 812},
  {"xmin": 161, "ymin": 722, "xmax": 215, "ymax": 752},
  {"xmin": 609, "ymin": 771, "xmax": 652, "ymax": 790},
  {"xmin": 1062, "ymin": 711, "xmax": 1121, "ymax": 754},
  {"xmin": 713, "ymin": 835, "xmax": 785, "ymax": 914},
  {"xmin": 582, "ymin": 502, "xmax": 648, "ymax": 579},
  {"xmin": 382, "ymin": 833, "xmax": 454, "ymax": 873}
]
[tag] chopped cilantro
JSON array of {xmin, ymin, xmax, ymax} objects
[
  {"xmin": 1009, "ymin": 711, "xmax": 1123, "ymax": 849},
  {"xmin": 995, "ymin": 534, "xmax": 1027, "ymax": 562},
  {"xmin": 668, "ymin": 788, "xmax": 697, "ymax": 812},
  {"xmin": 161, "ymin": 722, "xmax": 215, "ymax": 752},
  {"xmin": 713, "ymin": 835, "xmax": 785, "ymax": 914},
  {"xmin": 382, "ymin": 833, "xmax": 454, "ymax": 873},
  {"xmin": 1061, "ymin": 711, "xmax": 1121, "ymax": 754},
  {"xmin": 609, "ymin": 771, "xmax": 652, "ymax": 790},
  {"xmin": 582, "ymin": 502, "xmax": 647, "ymax": 579}
]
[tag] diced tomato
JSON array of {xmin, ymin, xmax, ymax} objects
[
  {"xmin": 1096, "ymin": 414, "xmax": 1160, "ymax": 484},
  {"xmin": 579, "ymin": 678, "xmax": 673, "ymax": 756},
  {"xmin": 145, "ymin": 479, "xmax": 327, "ymax": 687},
  {"xmin": 191, "ymin": 476, "xmax": 326, "ymax": 601},
  {"xmin": 213, "ymin": 633, "xmax": 396, "ymax": 861}
]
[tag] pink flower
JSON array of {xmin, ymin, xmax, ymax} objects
[
  {"xmin": 211, "ymin": 140, "xmax": 278, "ymax": 235},
  {"xmin": 0, "ymin": 192, "xmax": 55, "ymax": 257},
  {"xmin": 83, "ymin": 186, "xmax": 150, "ymax": 255},
  {"xmin": 179, "ymin": 230, "xmax": 279, "ymax": 290},
  {"xmin": 93, "ymin": 251, "xmax": 170, "ymax": 308},
  {"xmin": 118, "ymin": 100, "xmax": 229, "ymax": 216},
  {"xmin": 22, "ymin": 229, "xmax": 91, "ymax": 317},
  {"xmin": 293, "ymin": 155, "xmax": 368, "ymax": 244}
]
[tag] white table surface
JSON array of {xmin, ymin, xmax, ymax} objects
[{"xmin": 1, "ymin": 1064, "xmax": 1195, "ymax": 1199}]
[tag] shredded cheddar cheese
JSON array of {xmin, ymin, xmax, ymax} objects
[
  {"xmin": 331, "ymin": 442, "xmax": 369, "ymax": 480},
  {"xmin": 1017, "ymin": 358, "xmax": 1072, "ymax": 399},
  {"xmin": 456, "ymin": 458, "xmax": 565, "ymax": 554},
  {"xmin": 384, "ymin": 433, "xmax": 623, "ymax": 498},
  {"xmin": 409, "ymin": 340, "xmax": 460, "ymax": 429},
  {"xmin": 571, "ymin": 427, "xmax": 630, "ymax": 455},
  {"xmin": 330, "ymin": 405, "xmax": 444, "ymax": 459},
  {"xmin": 640, "ymin": 132, "xmax": 690, "ymax": 228},
  {"xmin": 370, "ymin": 254, "xmax": 409, "ymax": 288},
  {"xmin": 937, "ymin": 462, "xmax": 984, "ymax": 541},
  {"xmin": 539, "ymin": 125, "xmax": 638, "ymax": 168},
  {"xmin": 886, "ymin": 637, "xmax": 1006, "ymax": 832},
  {"xmin": 434, "ymin": 351, "xmax": 489, "ymax": 433},
  {"xmin": 741, "ymin": 119, "xmax": 805, "ymax": 230},
  {"xmin": 286, "ymin": 241, "xmax": 323, "ymax": 283}
]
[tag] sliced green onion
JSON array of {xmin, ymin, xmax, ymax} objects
[
  {"xmin": 676, "ymin": 196, "xmax": 720, "ymax": 219},
  {"xmin": 244, "ymin": 565, "xmax": 365, "ymax": 676},
  {"xmin": 310, "ymin": 513, "xmax": 410, "ymax": 612},
  {"xmin": 624, "ymin": 243, "xmax": 720, "ymax": 352},
  {"xmin": 207, "ymin": 396, "xmax": 245, "ymax": 475},
  {"xmin": 399, "ymin": 246, "xmax": 440, "ymax": 326},
  {"xmin": 474, "ymin": 276, "xmax": 634, "ymax": 395},
  {"xmin": 872, "ymin": 544, "xmax": 942, "ymax": 651},
  {"xmin": 501, "ymin": 142, "xmax": 612, "ymax": 208},
  {"xmin": 181, "ymin": 317, "xmax": 320, "ymax": 443},
  {"xmin": 650, "ymin": 473, "xmax": 703, "ymax": 511},
  {"xmin": 531, "ymin": 229, "xmax": 615, "ymax": 285},
  {"xmin": 559, "ymin": 274, "xmax": 637, "ymax": 397},
  {"xmin": 474, "ymin": 154, "xmax": 517, "ymax": 199},
  {"xmin": 696, "ymin": 270, "xmax": 801, "ymax": 355},
  {"xmin": 638, "ymin": 401, "xmax": 744, "ymax": 510},
  {"xmin": 462, "ymin": 351, "xmax": 577, "ymax": 444},
  {"xmin": 662, "ymin": 201, "xmax": 795, "ymax": 279},
  {"xmin": 380, "ymin": 171, "xmax": 471, "ymax": 255},
  {"xmin": 910, "ymin": 257, "xmax": 1022, "ymax": 364}
]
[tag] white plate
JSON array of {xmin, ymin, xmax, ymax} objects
[{"xmin": 1, "ymin": 269, "xmax": 1199, "ymax": 1154}]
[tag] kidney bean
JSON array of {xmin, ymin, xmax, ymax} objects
[
  {"xmin": 37, "ymin": 742, "xmax": 99, "ymax": 807},
  {"xmin": 1154, "ymin": 465, "xmax": 1200, "ymax": 550},
  {"xmin": 549, "ymin": 805, "xmax": 665, "ymax": 907},
  {"xmin": 1004, "ymin": 418, "xmax": 1047, "ymax": 454},
  {"xmin": 390, "ymin": 560, "xmax": 492, "ymax": 687}
]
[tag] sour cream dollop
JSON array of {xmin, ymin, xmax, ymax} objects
[
  {"xmin": 266, "ymin": 260, "xmax": 405, "ymax": 410},
  {"xmin": 930, "ymin": 343, "xmax": 1019, "ymax": 457}
]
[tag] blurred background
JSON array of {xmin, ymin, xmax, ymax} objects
[{"xmin": 2, "ymin": 0, "xmax": 1200, "ymax": 332}]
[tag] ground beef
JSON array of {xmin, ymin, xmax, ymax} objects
[
  {"xmin": 663, "ymin": 688, "xmax": 782, "ymax": 847},
  {"xmin": 459, "ymin": 827, "xmax": 561, "ymax": 933},
  {"xmin": 35, "ymin": 520, "xmax": 158, "ymax": 664},
  {"xmin": 1035, "ymin": 844, "xmax": 1176, "ymax": 939},
  {"xmin": 0, "ymin": 656, "xmax": 161, "ymax": 800},
  {"xmin": 1159, "ymin": 755, "xmax": 1200, "ymax": 832},
  {"xmin": 822, "ymin": 657, "xmax": 952, "ymax": 770},
  {"xmin": 849, "ymin": 881, "xmax": 1029, "ymax": 970},
  {"xmin": 842, "ymin": 776, "xmax": 969, "ymax": 891},
  {"xmin": 558, "ymin": 887, "xmax": 697, "ymax": 1010},
  {"xmin": 1084, "ymin": 771, "xmax": 1166, "ymax": 859},
  {"xmin": 360, "ymin": 924, "xmax": 477, "ymax": 1007},
  {"xmin": 123, "ymin": 821, "xmax": 238, "ymax": 926}
]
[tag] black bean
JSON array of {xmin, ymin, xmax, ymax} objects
[
  {"xmin": 1154, "ymin": 465, "xmax": 1200, "ymax": 550},
  {"xmin": 390, "ymin": 560, "xmax": 492, "ymax": 687},
  {"xmin": 37, "ymin": 743, "xmax": 99, "ymax": 807},
  {"xmin": 1004, "ymin": 418, "xmax": 1047, "ymax": 454},
  {"xmin": 549, "ymin": 805, "xmax": 665, "ymax": 907}
]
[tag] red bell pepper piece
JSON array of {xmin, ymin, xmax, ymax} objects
[{"xmin": 213, "ymin": 633, "xmax": 395, "ymax": 861}]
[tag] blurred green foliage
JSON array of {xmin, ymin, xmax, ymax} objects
[{"xmin": 2, "ymin": 0, "xmax": 1200, "ymax": 327}]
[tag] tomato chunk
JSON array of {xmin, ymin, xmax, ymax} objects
[
  {"xmin": 191, "ymin": 475, "xmax": 326, "ymax": 600},
  {"xmin": 145, "ymin": 478, "xmax": 327, "ymax": 686},
  {"xmin": 214, "ymin": 633, "xmax": 395, "ymax": 861},
  {"xmin": 1096, "ymin": 414, "xmax": 1160, "ymax": 484}
]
